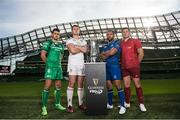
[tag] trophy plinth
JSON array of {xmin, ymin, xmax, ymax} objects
[
  {"xmin": 85, "ymin": 62, "xmax": 107, "ymax": 115},
  {"xmin": 85, "ymin": 39, "xmax": 107, "ymax": 115}
]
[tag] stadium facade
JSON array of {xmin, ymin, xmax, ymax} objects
[{"xmin": 0, "ymin": 11, "xmax": 180, "ymax": 76}]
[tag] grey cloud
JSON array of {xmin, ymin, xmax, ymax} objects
[{"xmin": 0, "ymin": 0, "xmax": 179, "ymax": 38}]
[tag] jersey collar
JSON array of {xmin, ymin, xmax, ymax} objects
[
  {"xmin": 108, "ymin": 39, "xmax": 116, "ymax": 44},
  {"xmin": 122, "ymin": 37, "xmax": 130, "ymax": 42}
]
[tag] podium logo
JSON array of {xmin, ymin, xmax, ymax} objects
[
  {"xmin": 93, "ymin": 78, "xmax": 99, "ymax": 86},
  {"xmin": 89, "ymin": 89, "xmax": 103, "ymax": 94}
]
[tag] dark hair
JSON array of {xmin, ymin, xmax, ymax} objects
[
  {"xmin": 107, "ymin": 30, "xmax": 115, "ymax": 34},
  {"xmin": 121, "ymin": 27, "xmax": 130, "ymax": 32},
  {"xmin": 52, "ymin": 28, "xmax": 60, "ymax": 33},
  {"xmin": 71, "ymin": 25, "xmax": 79, "ymax": 30}
]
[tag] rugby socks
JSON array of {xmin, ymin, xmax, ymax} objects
[
  {"xmin": 124, "ymin": 87, "xmax": 131, "ymax": 104},
  {"xmin": 108, "ymin": 89, "xmax": 113, "ymax": 105},
  {"xmin": 54, "ymin": 88, "xmax": 61, "ymax": 105},
  {"xmin": 118, "ymin": 88, "xmax": 125, "ymax": 107},
  {"xmin": 77, "ymin": 88, "xmax": 84, "ymax": 106},
  {"xmin": 67, "ymin": 86, "xmax": 74, "ymax": 107},
  {"xmin": 42, "ymin": 89, "xmax": 49, "ymax": 107},
  {"xmin": 136, "ymin": 87, "xmax": 144, "ymax": 104}
]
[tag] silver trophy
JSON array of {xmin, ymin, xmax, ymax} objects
[
  {"xmin": 84, "ymin": 33, "xmax": 102, "ymax": 62},
  {"xmin": 90, "ymin": 40, "xmax": 99, "ymax": 62}
]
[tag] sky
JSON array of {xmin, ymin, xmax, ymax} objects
[{"xmin": 0, "ymin": 0, "xmax": 180, "ymax": 38}]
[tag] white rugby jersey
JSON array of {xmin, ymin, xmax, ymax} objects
[{"xmin": 66, "ymin": 37, "xmax": 87, "ymax": 65}]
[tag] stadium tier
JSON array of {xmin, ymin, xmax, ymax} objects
[{"xmin": 0, "ymin": 11, "xmax": 180, "ymax": 76}]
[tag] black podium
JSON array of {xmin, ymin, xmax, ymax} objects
[{"xmin": 84, "ymin": 62, "xmax": 107, "ymax": 115}]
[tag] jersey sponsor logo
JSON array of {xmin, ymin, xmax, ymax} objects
[
  {"xmin": 110, "ymin": 44, "xmax": 114, "ymax": 47},
  {"xmin": 51, "ymin": 46, "xmax": 63, "ymax": 51},
  {"xmin": 43, "ymin": 42, "xmax": 49, "ymax": 45},
  {"xmin": 49, "ymin": 43, "xmax": 63, "ymax": 52}
]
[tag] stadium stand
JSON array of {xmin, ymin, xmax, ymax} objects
[{"xmin": 0, "ymin": 11, "xmax": 180, "ymax": 80}]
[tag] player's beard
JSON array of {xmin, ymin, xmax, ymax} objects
[
  {"xmin": 123, "ymin": 36, "xmax": 130, "ymax": 40},
  {"xmin": 53, "ymin": 35, "xmax": 59, "ymax": 41},
  {"xmin": 52, "ymin": 37, "xmax": 59, "ymax": 43},
  {"xmin": 123, "ymin": 33, "xmax": 130, "ymax": 39},
  {"xmin": 108, "ymin": 38, "xmax": 114, "ymax": 42},
  {"xmin": 52, "ymin": 39, "xmax": 59, "ymax": 43}
]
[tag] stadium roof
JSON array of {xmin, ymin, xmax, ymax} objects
[{"xmin": 0, "ymin": 10, "xmax": 180, "ymax": 60}]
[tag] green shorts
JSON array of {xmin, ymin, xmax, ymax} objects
[{"xmin": 44, "ymin": 67, "xmax": 63, "ymax": 80}]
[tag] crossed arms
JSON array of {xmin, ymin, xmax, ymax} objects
[
  {"xmin": 100, "ymin": 48, "xmax": 118, "ymax": 60},
  {"xmin": 67, "ymin": 44, "xmax": 88, "ymax": 54}
]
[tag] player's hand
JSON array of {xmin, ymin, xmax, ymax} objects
[{"xmin": 99, "ymin": 54, "xmax": 106, "ymax": 60}]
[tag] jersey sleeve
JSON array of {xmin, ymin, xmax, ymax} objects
[
  {"xmin": 134, "ymin": 39, "xmax": 142, "ymax": 49},
  {"xmin": 66, "ymin": 38, "xmax": 74, "ymax": 46},
  {"xmin": 85, "ymin": 40, "xmax": 87, "ymax": 45},
  {"xmin": 76, "ymin": 39, "xmax": 87, "ymax": 46},
  {"xmin": 41, "ymin": 40, "xmax": 51, "ymax": 52},
  {"xmin": 101, "ymin": 45, "xmax": 108, "ymax": 52},
  {"xmin": 113, "ymin": 40, "xmax": 121, "ymax": 53},
  {"xmin": 82, "ymin": 40, "xmax": 87, "ymax": 46},
  {"xmin": 61, "ymin": 44, "xmax": 65, "ymax": 54}
]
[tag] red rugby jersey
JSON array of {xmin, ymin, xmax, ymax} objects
[{"xmin": 121, "ymin": 38, "xmax": 142, "ymax": 69}]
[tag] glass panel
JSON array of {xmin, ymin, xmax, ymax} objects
[
  {"xmin": 16, "ymin": 35, "xmax": 23, "ymax": 44},
  {"xmin": 36, "ymin": 29, "xmax": 45, "ymax": 38},
  {"xmin": 9, "ymin": 37, "xmax": 16, "ymax": 46},
  {"xmin": 22, "ymin": 34, "xmax": 30, "ymax": 42}
]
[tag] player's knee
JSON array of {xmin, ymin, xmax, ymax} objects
[
  {"xmin": 133, "ymin": 80, "xmax": 141, "ymax": 87},
  {"xmin": 135, "ymin": 82, "xmax": 141, "ymax": 88},
  {"xmin": 107, "ymin": 85, "xmax": 113, "ymax": 90},
  {"xmin": 77, "ymin": 82, "xmax": 84, "ymax": 88},
  {"xmin": 55, "ymin": 84, "xmax": 61, "ymax": 89},
  {"xmin": 44, "ymin": 85, "xmax": 51, "ymax": 90},
  {"xmin": 107, "ymin": 83, "xmax": 113, "ymax": 90},
  {"xmin": 115, "ymin": 84, "xmax": 121, "ymax": 90},
  {"xmin": 124, "ymin": 80, "xmax": 130, "ymax": 87},
  {"xmin": 107, "ymin": 83, "xmax": 112, "ymax": 88},
  {"xmin": 124, "ymin": 83, "xmax": 130, "ymax": 88},
  {"xmin": 123, "ymin": 78, "xmax": 131, "ymax": 87},
  {"xmin": 68, "ymin": 82, "xmax": 75, "ymax": 88},
  {"xmin": 44, "ymin": 84, "xmax": 51, "ymax": 89}
]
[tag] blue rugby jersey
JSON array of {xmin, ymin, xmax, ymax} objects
[{"xmin": 101, "ymin": 39, "xmax": 121, "ymax": 65}]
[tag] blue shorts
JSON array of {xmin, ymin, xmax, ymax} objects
[{"xmin": 106, "ymin": 64, "xmax": 122, "ymax": 81}]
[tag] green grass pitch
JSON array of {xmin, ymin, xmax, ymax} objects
[{"xmin": 0, "ymin": 79, "xmax": 180, "ymax": 119}]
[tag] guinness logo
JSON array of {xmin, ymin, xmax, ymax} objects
[{"xmin": 93, "ymin": 78, "xmax": 99, "ymax": 86}]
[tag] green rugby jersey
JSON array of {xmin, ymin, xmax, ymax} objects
[{"xmin": 41, "ymin": 39, "xmax": 64, "ymax": 67}]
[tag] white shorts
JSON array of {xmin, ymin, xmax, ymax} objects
[{"xmin": 67, "ymin": 64, "xmax": 85, "ymax": 76}]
